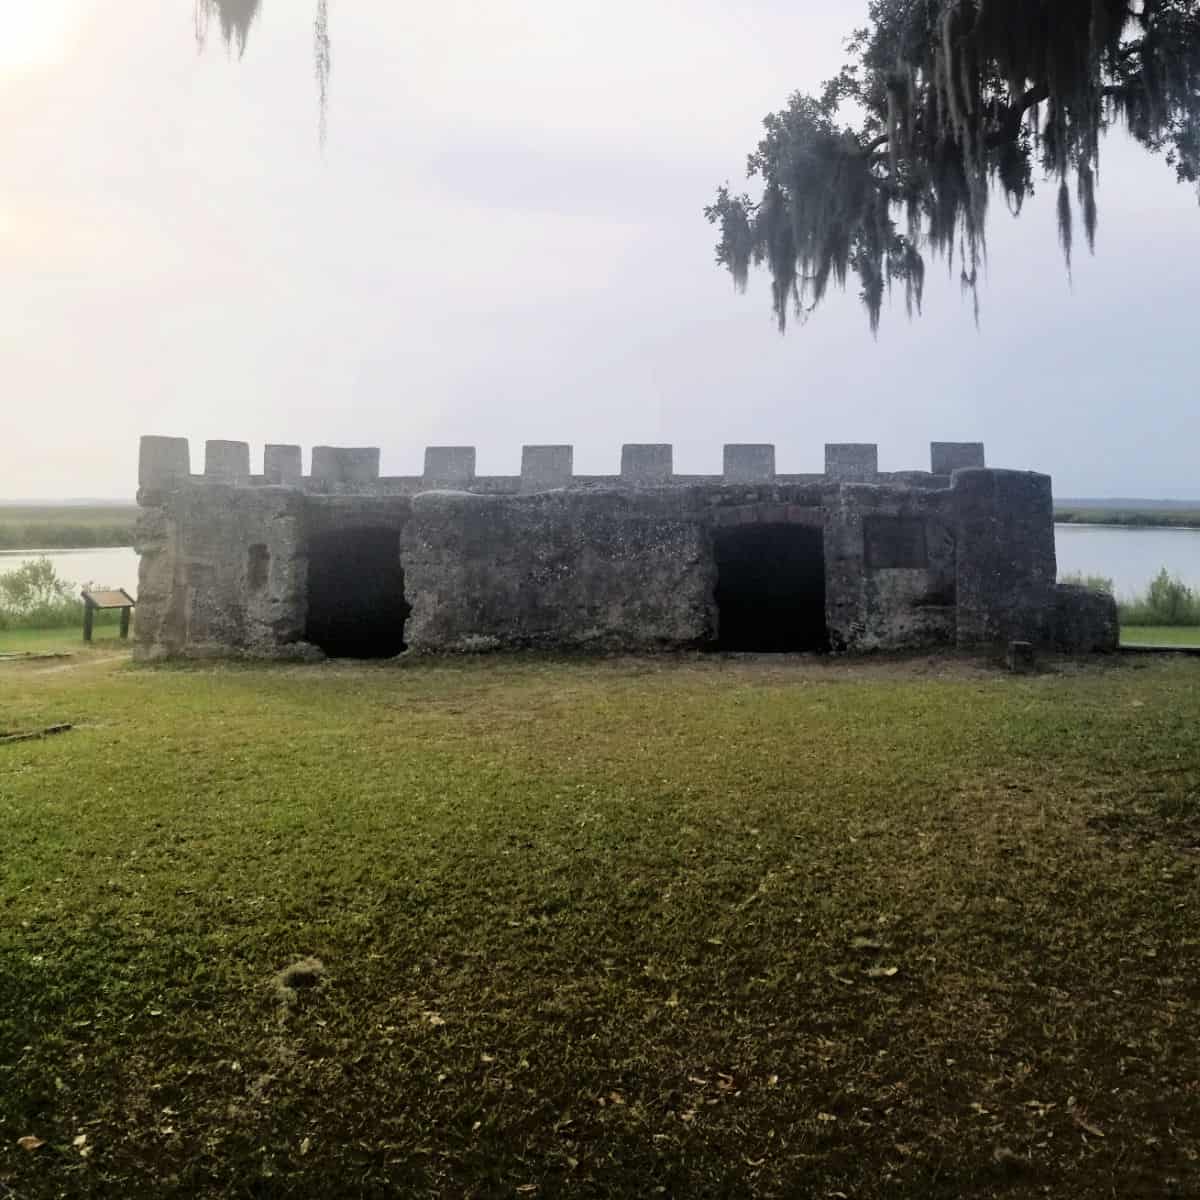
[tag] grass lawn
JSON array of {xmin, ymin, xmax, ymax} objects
[
  {"xmin": 0, "ymin": 624, "xmax": 127, "ymax": 655},
  {"xmin": 1121, "ymin": 626, "xmax": 1200, "ymax": 648},
  {"xmin": 1, "ymin": 652, "xmax": 1198, "ymax": 1198},
  {"xmin": 0, "ymin": 504, "xmax": 137, "ymax": 550}
]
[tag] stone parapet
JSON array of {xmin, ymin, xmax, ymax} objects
[{"xmin": 135, "ymin": 438, "xmax": 985, "ymax": 497}]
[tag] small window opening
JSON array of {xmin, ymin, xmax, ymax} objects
[{"xmin": 248, "ymin": 544, "xmax": 270, "ymax": 592}]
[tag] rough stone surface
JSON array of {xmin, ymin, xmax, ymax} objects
[
  {"xmin": 723, "ymin": 444, "xmax": 775, "ymax": 484},
  {"xmin": 521, "ymin": 445, "xmax": 573, "ymax": 493},
  {"xmin": 621, "ymin": 444, "xmax": 673, "ymax": 484},
  {"xmin": 954, "ymin": 469, "xmax": 1057, "ymax": 648},
  {"xmin": 825, "ymin": 483, "xmax": 957, "ymax": 651},
  {"xmin": 134, "ymin": 485, "xmax": 309, "ymax": 661},
  {"xmin": 312, "ymin": 447, "xmax": 381, "ymax": 487},
  {"xmin": 931, "ymin": 442, "xmax": 986, "ymax": 475},
  {"xmin": 132, "ymin": 437, "xmax": 1095, "ymax": 662},
  {"xmin": 825, "ymin": 444, "xmax": 878, "ymax": 482},
  {"xmin": 1054, "ymin": 584, "xmax": 1119, "ymax": 653},
  {"xmin": 205, "ymin": 440, "xmax": 251, "ymax": 484},
  {"xmin": 138, "ymin": 436, "xmax": 191, "ymax": 503},
  {"xmin": 402, "ymin": 490, "xmax": 715, "ymax": 652},
  {"xmin": 424, "ymin": 447, "xmax": 476, "ymax": 488},
  {"xmin": 265, "ymin": 444, "xmax": 303, "ymax": 486}
]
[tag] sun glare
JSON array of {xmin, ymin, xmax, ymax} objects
[{"xmin": 0, "ymin": 0, "xmax": 85, "ymax": 74}]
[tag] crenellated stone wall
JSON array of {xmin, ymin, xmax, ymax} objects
[
  {"xmin": 135, "ymin": 437, "xmax": 991, "ymax": 497},
  {"xmin": 131, "ymin": 434, "xmax": 1116, "ymax": 661}
]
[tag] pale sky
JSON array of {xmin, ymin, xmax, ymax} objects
[{"xmin": 2, "ymin": 1, "xmax": 1197, "ymax": 500}]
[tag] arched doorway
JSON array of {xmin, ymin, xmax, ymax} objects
[
  {"xmin": 713, "ymin": 520, "xmax": 827, "ymax": 651},
  {"xmin": 305, "ymin": 527, "xmax": 409, "ymax": 658}
]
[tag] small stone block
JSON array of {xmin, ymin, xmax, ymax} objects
[
  {"xmin": 337, "ymin": 448, "xmax": 380, "ymax": 484},
  {"xmin": 931, "ymin": 442, "xmax": 985, "ymax": 475},
  {"xmin": 825, "ymin": 443, "xmax": 878, "ymax": 481},
  {"xmin": 138, "ymin": 435, "xmax": 191, "ymax": 491},
  {"xmin": 424, "ymin": 446, "xmax": 476, "ymax": 488},
  {"xmin": 204, "ymin": 440, "xmax": 251, "ymax": 483},
  {"xmin": 312, "ymin": 447, "xmax": 381, "ymax": 485},
  {"xmin": 521, "ymin": 445, "xmax": 573, "ymax": 493},
  {"xmin": 621, "ymin": 444, "xmax": 673, "ymax": 483},
  {"xmin": 264, "ymin": 444, "xmax": 302, "ymax": 486},
  {"xmin": 1007, "ymin": 640, "xmax": 1037, "ymax": 673},
  {"xmin": 723, "ymin": 444, "xmax": 775, "ymax": 483}
]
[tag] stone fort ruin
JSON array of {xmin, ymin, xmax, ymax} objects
[{"xmin": 133, "ymin": 436, "xmax": 1117, "ymax": 661}]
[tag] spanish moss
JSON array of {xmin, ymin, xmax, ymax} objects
[
  {"xmin": 195, "ymin": 0, "xmax": 331, "ymax": 142},
  {"xmin": 708, "ymin": 0, "xmax": 1200, "ymax": 332},
  {"xmin": 194, "ymin": 0, "xmax": 259, "ymax": 59}
]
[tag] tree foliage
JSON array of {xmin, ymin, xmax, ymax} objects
[
  {"xmin": 708, "ymin": 0, "xmax": 1200, "ymax": 332},
  {"xmin": 194, "ymin": 0, "xmax": 331, "ymax": 142}
]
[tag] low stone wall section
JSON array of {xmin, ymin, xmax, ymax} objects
[
  {"xmin": 401, "ymin": 490, "xmax": 717, "ymax": 652},
  {"xmin": 1053, "ymin": 584, "xmax": 1119, "ymax": 653}
]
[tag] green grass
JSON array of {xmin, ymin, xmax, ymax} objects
[
  {"xmin": 0, "ymin": 505, "xmax": 138, "ymax": 550},
  {"xmin": 1120, "ymin": 625, "xmax": 1200, "ymax": 647},
  {"xmin": 1, "ymin": 653, "xmax": 1198, "ymax": 1198},
  {"xmin": 0, "ymin": 625, "xmax": 128, "ymax": 654},
  {"xmin": 1055, "ymin": 506, "xmax": 1200, "ymax": 529}
]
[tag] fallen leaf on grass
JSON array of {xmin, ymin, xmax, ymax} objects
[
  {"xmin": 1072, "ymin": 1110, "xmax": 1105, "ymax": 1138},
  {"xmin": 850, "ymin": 936, "xmax": 883, "ymax": 952},
  {"xmin": 817, "ymin": 1112, "xmax": 838, "ymax": 1122},
  {"xmin": 865, "ymin": 966, "xmax": 899, "ymax": 978},
  {"xmin": 18, "ymin": 1136, "xmax": 45, "ymax": 1151},
  {"xmin": 423, "ymin": 1012, "xmax": 446, "ymax": 1027}
]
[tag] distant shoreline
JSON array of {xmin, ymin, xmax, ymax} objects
[
  {"xmin": 1054, "ymin": 508, "xmax": 1200, "ymax": 531},
  {"xmin": 0, "ymin": 505, "xmax": 138, "ymax": 552}
]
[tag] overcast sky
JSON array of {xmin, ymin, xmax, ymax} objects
[{"xmin": 2, "ymin": 1, "xmax": 1197, "ymax": 500}]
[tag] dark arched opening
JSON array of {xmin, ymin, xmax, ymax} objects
[
  {"xmin": 714, "ymin": 523, "xmax": 828, "ymax": 652},
  {"xmin": 306, "ymin": 527, "xmax": 409, "ymax": 658}
]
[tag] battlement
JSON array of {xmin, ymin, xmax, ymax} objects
[{"xmin": 138, "ymin": 437, "xmax": 987, "ymax": 499}]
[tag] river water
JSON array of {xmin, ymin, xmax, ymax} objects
[{"xmin": 4, "ymin": 525, "xmax": 1200, "ymax": 604}]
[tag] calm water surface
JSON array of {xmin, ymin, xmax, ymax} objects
[
  {"xmin": 1054, "ymin": 525, "xmax": 1200, "ymax": 597},
  {"xmin": 0, "ymin": 547, "xmax": 140, "ymax": 596},
  {"xmin": 4, "ymin": 526, "xmax": 1200, "ymax": 605}
]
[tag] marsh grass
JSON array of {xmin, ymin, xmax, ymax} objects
[
  {"xmin": 1055, "ymin": 507, "xmax": 1200, "ymax": 529},
  {"xmin": 0, "ymin": 505, "xmax": 137, "ymax": 550},
  {"xmin": 0, "ymin": 653, "xmax": 1197, "ymax": 1197}
]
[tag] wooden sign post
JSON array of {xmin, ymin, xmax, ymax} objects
[{"xmin": 81, "ymin": 589, "xmax": 136, "ymax": 644}]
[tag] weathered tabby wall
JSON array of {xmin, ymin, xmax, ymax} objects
[
  {"xmin": 134, "ymin": 485, "xmax": 309, "ymax": 660},
  {"xmin": 825, "ymin": 484, "xmax": 958, "ymax": 651},
  {"xmin": 401, "ymin": 491, "xmax": 717, "ymax": 651},
  {"xmin": 132, "ymin": 435, "xmax": 1108, "ymax": 662},
  {"xmin": 1053, "ymin": 584, "xmax": 1119, "ymax": 653},
  {"xmin": 953, "ymin": 470, "xmax": 1057, "ymax": 647}
]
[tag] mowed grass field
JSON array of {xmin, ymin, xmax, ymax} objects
[
  {"xmin": 1, "ymin": 651, "xmax": 1198, "ymax": 1199},
  {"xmin": 1121, "ymin": 626, "xmax": 1200, "ymax": 648},
  {"xmin": 0, "ymin": 505, "xmax": 138, "ymax": 550}
]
